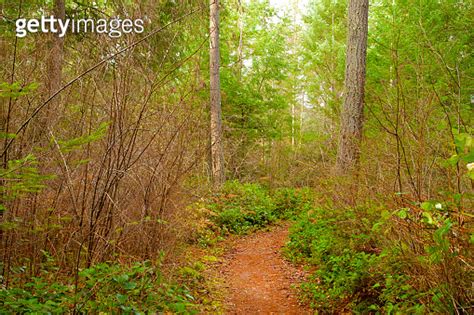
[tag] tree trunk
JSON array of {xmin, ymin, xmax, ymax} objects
[
  {"xmin": 210, "ymin": 0, "xmax": 225, "ymax": 187},
  {"xmin": 335, "ymin": 0, "xmax": 369, "ymax": 175}
]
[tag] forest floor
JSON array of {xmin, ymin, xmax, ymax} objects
[{"xmin": 220, "ymin": 224, "xmax": 309, "ymax": 314}]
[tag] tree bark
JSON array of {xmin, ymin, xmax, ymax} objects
[
  {"xmin": 210, "ymin": 0, "xmax": 225, "ymax": 186},
  {"xmin": 335, "ymin": 0, "xmax": 369, "ymax": 175}
]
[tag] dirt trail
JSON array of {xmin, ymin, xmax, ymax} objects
[{"xmin": 222, "ymin": 225, "xmax": 308, "ymax": 314}]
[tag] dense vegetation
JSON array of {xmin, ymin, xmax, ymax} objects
[
  {"xmin": 286, "ymin": 203, "xmax": 471, "ymax": 313},
  {"xmin": 1, "ymin": 181, "xmax": 309, "ymax": 313},
  {"xmin": 1, "ymin": 260, "xmax": 198, "ymax": 313},
  {"xmin": 1, "ymin": 0, "xmax": 472, "ymax": 313}
]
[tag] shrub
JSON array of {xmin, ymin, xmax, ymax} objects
[
  {"xmin": 0, "ymin": 260, "xmax": 197, "ymax": 314},
  {"xmin": 183, "ymin": 181, "xmax": 315, "ymax": 245},
  {"xmin": 272, "ymin": 187, "xmax": 314, "ymax": 218},
  {"xmin": 207, "ymin": 181, "xmax": 277, "ymax": 234},
  {"xmin": 286, "ymin": 207, "xmax": 385, "ymax": 311},
  {"xmin": 204, "ymin": 181, "xmax": 315, "ymax": 235},
  {"xmin": 285, "ymin": 203, "xmax": 472, "ymax": 313}
]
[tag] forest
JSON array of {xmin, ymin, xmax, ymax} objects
[{"xmin": 0, "ymin": 0, "xmax": 472, "ymax": 313}]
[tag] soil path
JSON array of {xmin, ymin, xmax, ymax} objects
[{"xmin": 222, "ymin": 224, "xmax": 308, "ymax": 314}]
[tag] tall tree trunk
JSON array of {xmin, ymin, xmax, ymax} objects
[
  {"xmin": 335, "ymin": 0, "xmax": 369, "ymax": 175},
  {"xmin": 210, "ymin": 0, "xmax": 225, "ymax": 187}
]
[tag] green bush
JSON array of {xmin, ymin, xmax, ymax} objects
[
  {"xmin": 272, "ymin": 187, "xmax": 314, "ymax": 218},
  {"xmin": 206, "ymin": 181, "xmax": 314, "ymax": 235},
  {"xmin": 286, "ymin": 208, "xmax": 383, "ymax": 311},
  {"xmin": 208, "ymin": 181, "xmax": 277, "ymax": 234},
  {"xmin": 0, "ymin": 260, "xmax": 197, "ymax": 314},
  {"xmin": 286, "ymin": 203, "xmax": 470, "ymax": 313}
]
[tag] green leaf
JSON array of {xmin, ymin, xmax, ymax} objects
[
  {"xmin": 446, "ymin": 154, "xmax": 459, "ymax": 166},
  {"xmin": 422, "ymin": 212, "xmax": 434, "ymax": 225},
  {"xmin": 0, "ymin": 132, "xmax": 17, "ymax": 139},
  {"xmin": 115, "ymin": 293, "xmax": 128, "ymax": 304},
  {"xmin": 123, "ymin": 281, "xmax": 137, "ymax": 290},
  {"xmin": 469, "ymin": 170, "xmax": 474, "ymax": 180},
  {"xmin": 113, "ymin": 274, "xmax": 129, "ymax": 284},
  {"xmin": 461, "ymin": 150, "xmax": 474, "ymax": 163},
  {"xmin": 420, "ymin": 202, "xmax": 433, "ymax": 211},
  {"xmin": 56, "ymin": 122, "xmax": 109, "ymax": 153},
  {"xmin": 396, "ymin": 208, "xmax": 408, "ymax": 219},
  {"xmin": 453, "ymin": 193, "xmax": 462, "ymax": 204},
  {"xmin": 0, "ymin": 82, "xmax": 39, "ymax": 99}
]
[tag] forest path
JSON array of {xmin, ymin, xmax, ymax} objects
[{"xmin": 222, "ymin": 224, "xmax": 308, "ymax": 314}]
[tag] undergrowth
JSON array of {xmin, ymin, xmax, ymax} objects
[
  {"xmin": 285, "ymin": 203, "xmax": 473, "ymax": 313},
  {"xmin": 1, "ymin": 257, "xmax": 197, "ymax": 314},
  {"xmin": 1, "ymin": 180, "xmax": 311, "ymax": 314},
  {"xmin": 185, "ymin": 180, "xmax": 313, "ymax": 246}
]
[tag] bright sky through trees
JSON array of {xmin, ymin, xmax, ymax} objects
[{"xmin": 269, "ymin": 0, "xmax": 309, "ymax": 11}]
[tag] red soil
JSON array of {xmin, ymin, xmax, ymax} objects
[{"xmin": 222, "ymin": 225, "xmax": 309, "ymax": 314}]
